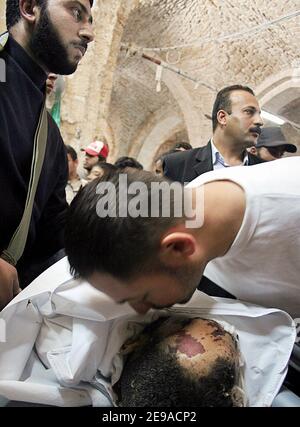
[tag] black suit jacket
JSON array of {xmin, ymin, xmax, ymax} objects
[{"xmin": 163, "ymin": 140, "xmax": 264, "ymax": 184}]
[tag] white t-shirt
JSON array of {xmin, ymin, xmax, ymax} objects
[
  {"xmin": 187, "ymin": 157, "xmax": 300, "ymax": 318},
  {"xmin": 0, "ymin": 257, "xmax": 296, "ymax": 407}
]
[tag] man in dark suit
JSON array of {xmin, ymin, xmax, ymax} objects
[
  {"xmin": 163, "ymin": 85, "xmax": 264, "ymax": 298},
  {"xmin": 163, "ymin": 85, "xmax": 264, "ymax": 184}
]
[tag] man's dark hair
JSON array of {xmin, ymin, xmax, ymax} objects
[
  {"xmin": 6, "ymin": 0, "xmax": 44, "ymax": 29},
  {"xmin": 114, "ymin": 156, "xmax": 143, "ymax": 171},
  {"xmin": 66, "ymin": 145, "xmax": 77, "ymax": 161},
  {"xmin": 92, "ymin": 161, "xmax": 117, "ymax": 174},
  {"xmin": 174, "ymin": 142, "xmax": 192, "ymax": 151},
  {"xmin": 116, "ymin": 320, "xmax": 238, "ymax": 407},
  {"xmin": 65, "ymin": 170, "xmax": 183, "ymax": 280},
  {"xmin": 6, "ymin": 0, "xmax": 93, "ymax": 30},
  {"xmin": 212, "ymin": 85, "xmax": 255, "ymax": 132}
]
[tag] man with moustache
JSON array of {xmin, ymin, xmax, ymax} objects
[
  {"xmin": 163, "ymin": 85, "xmax": 264, "ymax": 184},
  {"xmin": 0, "ymin": 0, "xmax": 94, "ymax": 309},
  {"xmin": 163, "ymin": 85, "xmax": 264, "ymax": 298}
]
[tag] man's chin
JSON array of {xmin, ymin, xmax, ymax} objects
[
  {"xmin": 45, "ymin": 57, "xmax": 78, "ymax": 75},
  {"xmin": 58, "ymin": 61, "xmax": 78, "ymax": 75}
]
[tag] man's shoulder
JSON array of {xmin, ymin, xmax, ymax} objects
[
  {"xmin": 163, "ymin": 142, "xmax": 211, "ymax": 182},
  {"xmin": 164, "ymin": 144, "xmax": 208, "ymax": 166}
]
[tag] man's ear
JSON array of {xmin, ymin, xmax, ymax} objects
[
  {"xmin": 217, "ymin": 109, "xmax": 228, "ymax": 127},
  {"xmin": 248, "ymin": 146, "xmax": 257, "ymax": 155},
  {"xmin": 19, "ymin": 0, "xmax": 41, "ymax": 25},
  {"xmin": 159, "ymin": 232, "xmax": 197, "ymax": 267}
]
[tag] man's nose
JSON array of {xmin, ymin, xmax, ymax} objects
[
  {"xmin": 130, "ymin": 301, "xmax": 152, "ymax": 314},
  {"xmin": 79, "ymin": 24, "xmax": 95, "ymax": 44},
  {"xmin": 254, "ymin": 112, "xmax": 263, "ymax": 127}
]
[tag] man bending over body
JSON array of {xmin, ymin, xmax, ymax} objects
[
  {"xmin": 0, "ymin": 259, "xmax": 294, "ymax": 407},
  {"xmin": 65, "ymin": 157, "xmax": 300, "ymax": 318}
]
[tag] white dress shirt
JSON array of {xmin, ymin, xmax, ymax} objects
[{"xmin": 211, "ymin": 138, "xmax": 249, "ymax": 170}]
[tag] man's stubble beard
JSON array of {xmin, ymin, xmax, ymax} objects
[{"xmin": 28, "ymin": 5, "xmax": 78, "ymax": 75}]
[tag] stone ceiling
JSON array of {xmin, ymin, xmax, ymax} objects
[
  {"xmin": 1, "ymin": 0, "xmax": 299, "ymax": 168},
  {"xmin": 106, "ymin": 0, "xmax": 300, "ymax": 166}
]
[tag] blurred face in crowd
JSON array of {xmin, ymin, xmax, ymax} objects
[
  {"xmin": 28, "ymin": 0, "xmax": 94, "ymax": 74},
  {"xmin": 154, "ymin": 158, "xmax": 163, "ymax": 176},
  {"xmin": 251, "ymin": 146, "xmax": 287, "ymax": 161},
  {"xmin": 83, "ymin": 154, "xmax": 99, "ymax": 171},
  {"xmin": 87, "ymin": 164, "xmax": 106, "ymax": 181},
  {"xmin": 222, "ymin": 90, "xmax": 263, "ymax": 148},
  {"xmin": 46, "ymin": 73, "xmax": 58, "ymax": 95},
  {"xmin": 67, "ymin": 153, "xmax": 78, "ymax": 180}
]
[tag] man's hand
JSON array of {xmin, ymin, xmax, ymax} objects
[{"xmin": 0, "ymin": 258, "xmax": 21, "ymax": 310}]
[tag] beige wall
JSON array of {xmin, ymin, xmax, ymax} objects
[
  {"xmin": 60, "ymin": 0, "xmax": 138, "ymax": 164},
  {"xmin": 0, "ymin": 0, "xmax": 5, "ymax": 33}
]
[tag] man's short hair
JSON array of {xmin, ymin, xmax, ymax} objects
[
  {"xmin": 212, "ymin": 85, "xmax": 255, "ymax": 132},
  {"xmin": 174, "ymin": 142, "xmax": 192, "ymax": 151},
  {"xmin": 66, "ymin": 145, "xmax": 78, "ymax": 161},
  {"xmin": 114, "ymin": 156, "xmax": 143, "ymax": 171},
  {"xmin": 6, "ymin": 0, "xmax": 93, "ymax": 30},
  {"xmin": 116, "ymin": 317, "xmax": 240, "ymax": 407},
  {"xmin": 91, "ymin": 161, "xmax": 117, "ymax": 174},
  {"xmin": 65, "ymin": 170, "xmax": 183, "ymax": 280},
  {"xmin": 6, "ymin": 0, "xmax": 43, "ymax": 29}
]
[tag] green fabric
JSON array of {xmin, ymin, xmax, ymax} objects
[{"xmin": 50, "ymin": 97, "xmax": 61, "ymax": 127}]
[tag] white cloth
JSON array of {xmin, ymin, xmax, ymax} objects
[
  {"xmin": 0, "ymin": 257, "xmax": 296, "ymax": 407},
  {"xmin": 187, "ymin": 157, "xmax": 300, "ymax": 318},
  {"xmin": 65, "ymin": 176, "xmax": 87, "ymax": 205}
]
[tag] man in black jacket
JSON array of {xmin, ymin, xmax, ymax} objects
[
  {"xmin": 0, "ymin": 0, "xmax": 94, "ymax": 309},
  {"xmin": 163, "ymin": 85, "xmax": 264, "ymax": 184}
]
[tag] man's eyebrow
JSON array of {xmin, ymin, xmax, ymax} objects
[
  {"xmin": 70, "ymin": 0, "xmax": 93, "ymax": 24},
  {"xmin": 243, "ymin": 105, "xmax": 261, "ymax": 114}
]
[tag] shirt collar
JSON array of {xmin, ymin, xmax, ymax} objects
[
  {"xmin": 210, "ymin": 138, "xmax": 220, "ymax": 165},
  {"xmin": 211, "ymin": 138, "xmax": 249, "ymax": 166},
  {"xmin": 6, "ymin": 35, "xmax": 47, "ymax": 92}
]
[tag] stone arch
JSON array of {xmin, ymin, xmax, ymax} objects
[
  {"xmin": 255, "ymin": 67, "xmax": 300, "ymax": 152},
  {"xmin": 135, "ymin": 114, "xmax": 184, "ymax": 170},
  {"xmin": 256, "ymin": 67, "xmax": 300, "ymax": 118},
  {"xmin": 60, "ymin": 0, "xmax": 139, "ymax": 149},
  {"xmin": 160, "ymin": 68, "xmax": 210, "ymax": 147},
  {"xmin": 128, "ymin": 62, "xmax": 212, "ymax": 169}
]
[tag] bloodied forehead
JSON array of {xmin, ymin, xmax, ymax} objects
[{"xmin": 152, "ymin": 316, "xmax": 239, "ymax": 375}]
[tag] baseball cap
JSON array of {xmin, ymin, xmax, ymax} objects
[
  {"xmin": 81, "ymin": 140, "xmax": 109, "ymax": 158},
  {"xmin": 256, "ymin": 127, "xmax": 297, "ymax": 153}
]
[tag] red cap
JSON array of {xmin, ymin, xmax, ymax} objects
[{"xmin": 82, "ymin": 140, "xmax": 109, "ymax": 158}]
